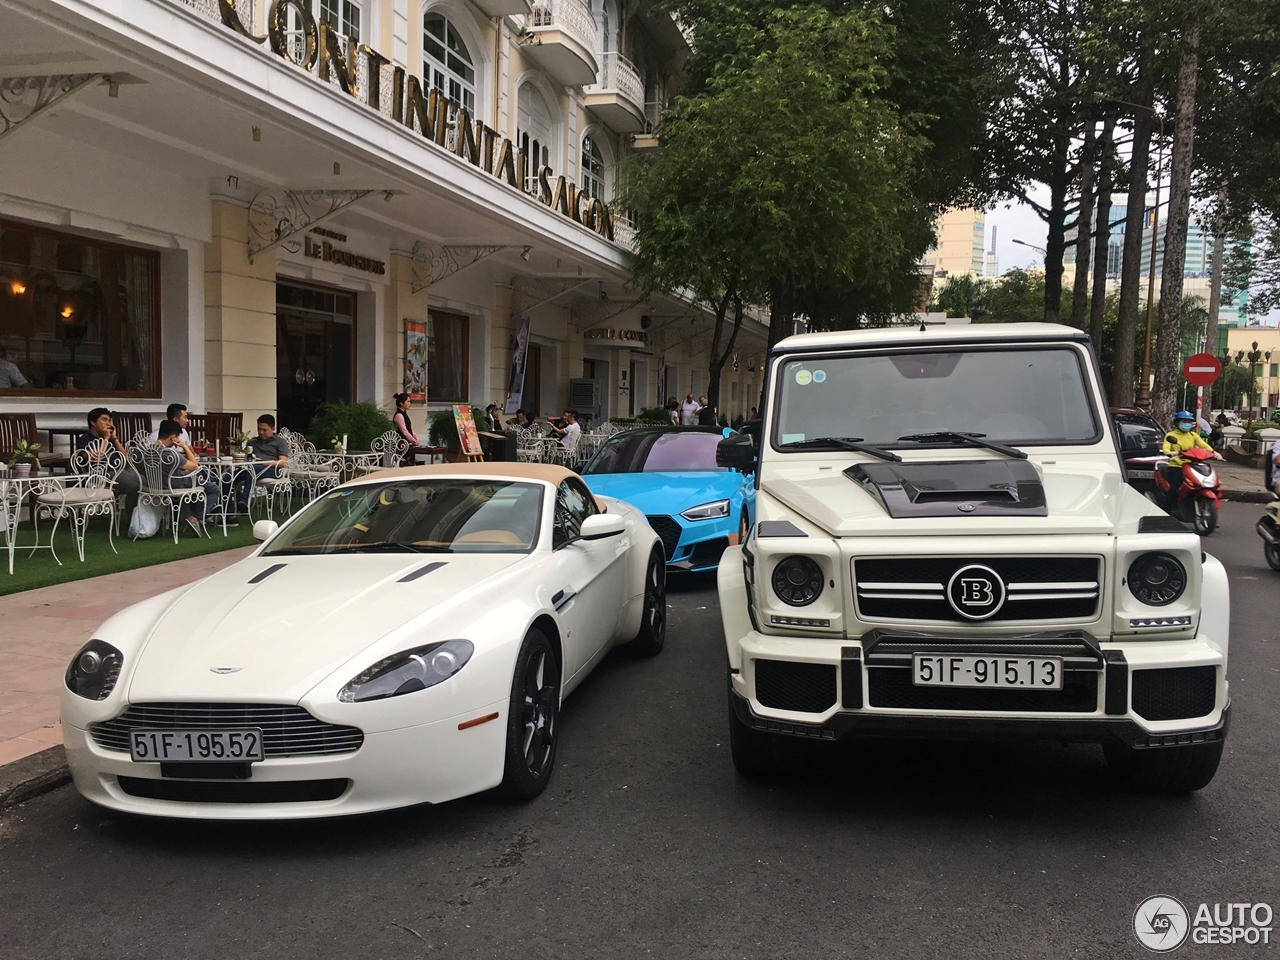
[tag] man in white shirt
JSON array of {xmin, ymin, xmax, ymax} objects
[
  {"xmin": 0, "ymin": 344, "xmax": 27, "ymax": 388},
  {"xmin": 149, "ymin": 402, "xmax": 192, "ymax": 446},
  {"xmin": 551, "ymin": 409, "xmax": 581, "ymax": 450},
  {"xmin": 679, "ymin": 392, "xmax": 702, "ymax": 426}
]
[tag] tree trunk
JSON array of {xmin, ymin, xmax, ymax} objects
[
  {"xmin": 1204, "ymin": 188, "xmax": 1227, "ymax": 361},
  {"xmin": 1044, "ymin": 170, "xmax": 1069, "ymax": 323},
  {"xmin": 763, "ymin": 276, "xmax": 796, "ymax": 412},
  {"xmin": 1070, "ymin": 123, "xmax": 1097, "ymax": 330},
  {"xmin": 704, "ymin": 288, "xmax": 733, "ymax": 412},
  {"xmin": 1089, "ymin": 117, "xmax": 1116, "ymax": 356},
  {"xmin": 1114, "ymin": 50, "xmax": 1154, "ymax": 405},
  {"xmin": 1151, "ymin": 10, "xmax": 1200, "ymax": 428}
]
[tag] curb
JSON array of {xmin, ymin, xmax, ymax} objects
[
  {"xmin": 0, "ymin": 745, "xmax": 70, "ymax": 811},
  {"xmin": 1223, "ymin": 490, "xmax": 1273, "ymax": 504}
]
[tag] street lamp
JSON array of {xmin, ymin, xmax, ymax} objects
[
  {"xmin": 1245, "ymin": 341, "xmax": 1264, "ymax": 418},
  {"xmin": 1011, "ymin": 238, "xmax": 1047, "ymax": 256}
]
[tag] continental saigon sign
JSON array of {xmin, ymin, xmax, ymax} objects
[{"xmin": 216, "ymin": 0, "xmax": 614, "ymax": 241}]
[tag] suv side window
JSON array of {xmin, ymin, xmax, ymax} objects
[{"xmin": 553, "ymin": 478, "xmax": 599, "ymax": 548}]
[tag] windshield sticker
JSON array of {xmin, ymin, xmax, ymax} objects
[
  {"xmin": 781, "ymin": 433, "xmax": 806, "ymax": 444},
  {"xmin": 795, "ymin": 369, "xmax": 812, "ymax": 385},
  {"xmin": 812, "ymin": 370, "xmax": 826, "ymax": 383}
]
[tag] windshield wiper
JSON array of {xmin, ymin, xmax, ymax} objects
[
  {"xmin": 344, "ymin": 542, "xmax": 451, "ymax": 554},
  {"xmin": 781, "ymin": 437, "xmax": 902, "ymax": 463},
  {"xmin": 895, "ymin": 431, "xmax": 1028, "ymax": 460}
]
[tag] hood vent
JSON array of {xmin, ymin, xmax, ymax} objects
[
  {"xmin": 398, "ymin": 561, "xmax": 447, "ymax": 583},
  {"xmin": 248, "ymin": 563, "xmax": 286, "ymax": 584},
  {"xmin": 844, "ymin": 459, "xmax": 1047, "ymax": 519}
]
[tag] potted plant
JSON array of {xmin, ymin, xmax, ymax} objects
[
  {"xmin": 229, "ymin": 429, "xmax": 250, "ymax": 460},
  {"xmin": 7, "ymin": 438, "xmax": 41, "ymax": 476}
]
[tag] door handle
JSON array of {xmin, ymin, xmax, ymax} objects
[{"xmin": 551, "ymin": 587, "xmax": 576, "ymax": 611}]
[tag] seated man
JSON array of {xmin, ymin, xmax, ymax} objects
[
  {"xmin": 548, "ymin": 409, "xmax": 581, "ymax": 450},
  {"xmin": 506, "ymin": 409, "xmax": 531, "ymax": 429},
  {"xmin": 235, "ymin": 414, "xmax": 289, "ymax": 510},
  {"xmin": 149, "ymin": 403, "xmax": 191, "ymax": 445},
  {"xmin": 155, "ymin": 419, "xmax": 220, "ymax": 535},
  {"xmin": 1160, "ymin": 410, "xmax": 1223, "ymax": 509},
  {"xmin": 76, "ymin": 407, "xmax": 141, "ymax": 520}
]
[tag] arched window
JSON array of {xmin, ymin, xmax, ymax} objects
[
  {"xmin": 320, "ymin": 0, "xmax": 362, "ymax": 41},
  {"xmin": 518, "ymin": 84, "xmax": 557, "ymax": 191},
  {"xmin": 581, "ymin": 134, "xmax": 606, "ymax": 200},
  {"xmin": 423, "ymin": 12, "xmax": 476, "ymax": 115}
]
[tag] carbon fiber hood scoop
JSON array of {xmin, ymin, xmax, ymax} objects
[{"xmin": 843, "ymin": 459, "xmax": 1048, "ymax": 518}]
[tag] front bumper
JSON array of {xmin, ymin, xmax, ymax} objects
[
  {"xmin": 648, "ymin": 512, "xmax": 737, "ymax": 571},
  {"xmin": 62, "ymin": 697, "xmax": 508, "ymax": 819}
]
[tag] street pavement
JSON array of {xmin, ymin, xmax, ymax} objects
[{"xmin": 1, "ymin": 504, "xmax": 1277, "ymax": 959}]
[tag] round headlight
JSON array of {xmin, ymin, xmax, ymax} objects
[
  {"xmin": 1127, "ymin": 553, "xmax": 1187, "ymax": 606},
  {"xmin": 771, "ymin": 556, "xmax": 824, "ymax": 606}
]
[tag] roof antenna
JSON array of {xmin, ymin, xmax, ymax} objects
[{"xmin": 919, "ymin": 319, "xmax": 928, "ymax": 332}]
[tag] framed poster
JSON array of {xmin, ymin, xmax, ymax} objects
[
  {"xmin": 452, "ymin": 403, "xmax": 484, "ymax": 457},
  {"xmin": 405, "ymin": 319, "xmax": 427, "ymax": 402}
]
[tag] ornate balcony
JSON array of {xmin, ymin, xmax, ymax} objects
[
  {"xmin": 583, "ymin": 53, "xmax": 645, "ymax": 133},
  {"xmin": 521, "ymin": 0, "xmax": 599, "ymax": 87}
]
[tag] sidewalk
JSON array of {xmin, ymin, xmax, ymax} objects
[
  {"xmin": 1215, "ymin": 459, "xmax": 1272, "ymax": 504},
  {"xmin": 0, "ymin": 545, "xmax": 256, "ymax": 773}
]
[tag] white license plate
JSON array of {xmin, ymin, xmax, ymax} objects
[
  {"xmin": 129, "ymin": 728, "xmax": 265, "ymax": 762},
  {"xmin": 912, "ymin": 654, "xmax": 1063, "ymax": 690},
  {"xmin": 1128, "ymin": 469, "xmax": 1154, "ymax": 478}
]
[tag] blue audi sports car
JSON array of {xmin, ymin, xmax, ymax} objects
[{"xmin": 581, "ymin": 426, "xmax": 754, "ymax": 572}]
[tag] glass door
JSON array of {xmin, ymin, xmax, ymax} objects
[{"xmin": 276, "ymin": 281, "xmax": 354, "ymax": 432}]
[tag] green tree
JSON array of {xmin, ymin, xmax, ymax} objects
[
  {"xmin": 978, "ymin": 269, "xmax": 1072, "ymax": 322},
  {"xmin": 623, "ymin": 4, "xmax": 937, "ymax": 406},
  {"xmin": 929, "ymin": 273, "xmax": 986, "ymax": 320}
]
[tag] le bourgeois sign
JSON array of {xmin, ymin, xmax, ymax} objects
[{"xmin": 217, "ymin": 0, "xmax": 615, "ymax": 241}]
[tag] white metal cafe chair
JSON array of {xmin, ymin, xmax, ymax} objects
[
  {"xmin": 289, "ymin": 452, "xmax": 342, "ymax": 503},
  {"xmin": 128, "ymin": 445, "xmax": 210, "ymax": 544},
  {"xmin": 248, "ymin": 464, "xmax": 292, "ymax": 520},
  {"xmin": 70, "ymin": 439, "xmax": 132, "ymax": 537},
  {"xmin": 357, "ymin": 430, "xmax": 410, "ymax": 474},
  {"xmin": 31, "ymin": 451, "xmax": 118, "ymax": 564}
]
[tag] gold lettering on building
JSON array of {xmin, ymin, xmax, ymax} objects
[{"xmin": 304, "ymin": 235, "xmax": 386, "ymax": 275}]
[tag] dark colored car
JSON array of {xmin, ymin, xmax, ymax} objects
[{"xmin": 1111, "ymin": 407, "xmax": 1164, "ymax": 494}]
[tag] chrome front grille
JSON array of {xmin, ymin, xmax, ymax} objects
[
  {"xmin": 90, "ymin": 703, "xmax": 364, "ymax": 757},
  {"xmin": 854, "ymin": 557, "xmax": 1101, "ymax": 623}
]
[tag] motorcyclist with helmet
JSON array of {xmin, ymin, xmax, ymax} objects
[{"xmin": 1160, "ymin": 409, "xmax": 1223, "ymax": 509}]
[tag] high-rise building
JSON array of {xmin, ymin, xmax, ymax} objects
[{"xmin": 926, "ymin": 208, "xmax": 985, "ymax": 277}]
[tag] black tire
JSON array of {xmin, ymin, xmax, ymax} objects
[
  {"xmin": 1193, "ymin": 498, "xmax": 1218, "ymax": 536},
  {"xmin": 738, "ymin": 510, "xmax": 750, "ymax": 544},
  {"xmin": 498, "ymin": 628, "xmax": 560, "ymax": 800},
  {"xmin": 1265, "ymin": 541, "xmax": 1280, "ymax": 572},
  {"xmin": 728, "ymin": 682, "xmax": 782, "ymax": 779},
  {"xmin": 1103, "ymin": 739, "xmax": 1224, "ymax": 793},
  {"xmin": 630, "ymin": 547, "xmax": 667, "ymax": 656}
]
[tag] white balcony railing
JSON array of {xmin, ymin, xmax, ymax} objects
[
  {"xmin": 612, "ymin": 215, "xmax": 636, "ymax": 249},
  {"xmin": 174, "ymin": 0, "xmax": 255, "ymax": 24},
  {"xmin": 585, "ymin": 52, "xmax": 643, "ymax": 108},
  {"xmin": 527, "ymin": 0, "xmax": 597, "ymax": 56}
]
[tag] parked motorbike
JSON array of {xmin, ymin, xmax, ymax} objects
[
  {"xmin": 1256, "ymin": 501, "xmax": 1280, "ymax": 571},
  {"xmin": 1152, "ymin": 447, "xmax": 1222, "ymax": 535}
]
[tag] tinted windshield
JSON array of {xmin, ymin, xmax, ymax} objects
[
  {"xmin": 263, "ymin": 479, "xmax": 543, "ymax": 555},
  {"xmin": 584, "ymin": 431, "xmax": 726, "ymax": 474},
  {"xmin": 772, "ymin": 347, "xmax": 1099, "ymax": 448},
  {"xmin": 1113, "ymin": 415, "xmax": 1162, "ymax": 453}
]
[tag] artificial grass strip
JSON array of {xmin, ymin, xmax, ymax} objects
[{"xmin": 0, "ymin": 515, "xmax": 261, "ymax": 596}]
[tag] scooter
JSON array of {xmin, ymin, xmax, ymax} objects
[
  {"xmin": 1256, "ymin": 500, "xmax": 1280, "ymax": 571},
  {"xmin": 1152, "ymin": 447, "xmax": 1222, "ymax": 535}
]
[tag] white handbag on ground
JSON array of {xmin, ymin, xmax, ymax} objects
[{"xmin": 128, "ymin": 503, "xmax": 161, "ymax": 539}]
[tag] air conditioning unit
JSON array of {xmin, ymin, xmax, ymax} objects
[{"xmin": 569, "ymin": 378, "xmax": 601, "ymax": 424}]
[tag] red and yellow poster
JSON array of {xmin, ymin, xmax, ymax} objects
[
  {"xmin": 452, "ymin": 404, "xmax": 483, "ymax": 457},
  {"xmin": 405, "ymin": 320, "xmax": 427, "ymax": 402}
]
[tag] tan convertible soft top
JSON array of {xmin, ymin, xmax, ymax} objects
[{"xmin": 350, "ymin": 462, "xmax": 578, "ymax": 485}]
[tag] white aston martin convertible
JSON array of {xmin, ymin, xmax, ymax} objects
[{"xmin": 61, "ymin": 464, "xmax": 666, "ymax": 819}]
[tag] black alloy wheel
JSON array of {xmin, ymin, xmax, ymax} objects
[
  {"xmin": 499, "ymin": 628, "xmax": 560, "ymax": 799},
  {"xmin": 1264, "ymin": 540, "xmax": 1280, "ymax": 572},
  {"xmin": 739, "ymin": 510, "xmax": 750, "ymax": 544},
  {"xmin": 631, "ymin": 546, "xmax": 667, "ymax": 656}
]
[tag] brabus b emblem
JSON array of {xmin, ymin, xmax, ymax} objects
[{"xmin": 947, "ymin": 564, "xmax": 1006, "ymax": 620}]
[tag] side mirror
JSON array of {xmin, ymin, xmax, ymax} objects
[
  {"xmin": 252, "ymin": 519, "xmax": 279, "ymax": 542},
  {"xmin": 716, "ymin": 432, "xmax": 757, "ymax": 472},
  {"xmin": 579, "ymin": 513, "xmax": 626, "ymax": 540}
]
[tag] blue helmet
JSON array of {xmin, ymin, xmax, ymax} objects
[{"xmin": 1175, "ymin": 410, "xmax": 1195, "ymax": 422}]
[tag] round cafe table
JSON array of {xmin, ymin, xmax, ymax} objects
[
  {"xmin": 195, "ymin": 458, "xmax": 260, "ymax": 535},
  {"xmin": 0, "ymin": 474, "xmax": 65, "ymax": 574}
]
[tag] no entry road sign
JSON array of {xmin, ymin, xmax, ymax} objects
[{"xmin": 1183, "ymin": 353, "xmax": 1221, "ymax": 387}]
